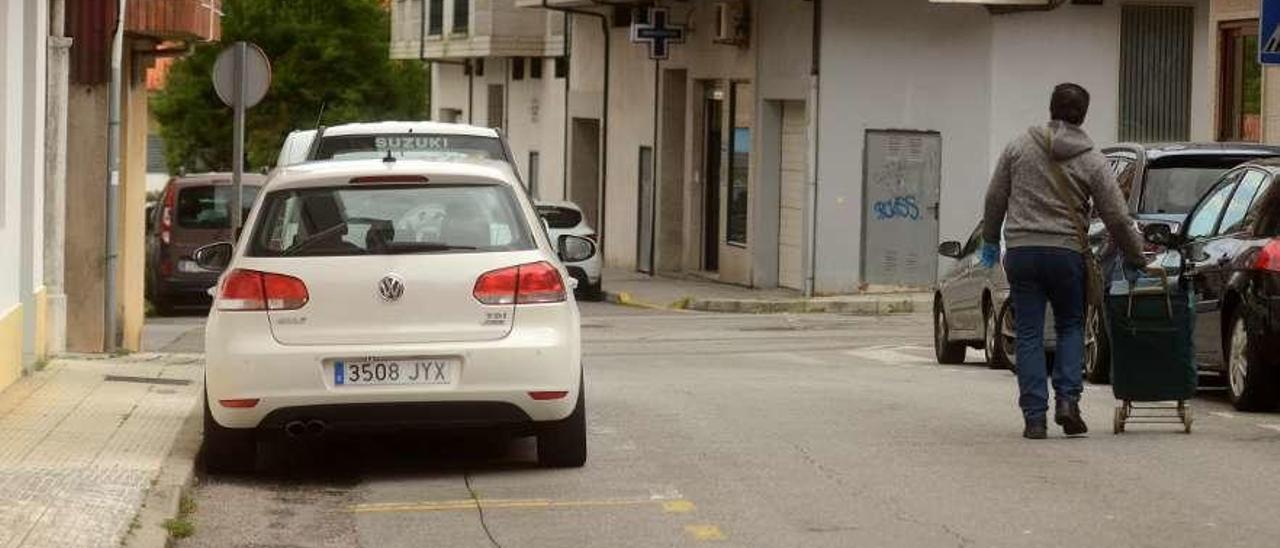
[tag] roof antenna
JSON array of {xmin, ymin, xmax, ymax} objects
[
  {"xmin": 313, "ymin": 101, "xmax": 327, "ymax": 129},
  {"xmin": 383, "ymin": 149, "xmax": 396, "ymax": 164}
]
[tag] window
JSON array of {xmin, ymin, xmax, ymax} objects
[
  {"xmin": 1219, "ymin": 170, "xmax": 1269, "ymax": 235},
  {"xmin": 472, "ymin": 58, "xmax": 484, "ymax": 77},
  {"xmin": 527, "ymin": 151, "xmax": 540, "ymax": 198},
  {"xmin": 1185, "ymin": 176, "xmax": 1239, "ymax": 240},
  {"xmin": 428, "ymin": 0, "xmax": 443, "ymax": 36},
  {"xmin": 452, "ymin": 0, "xmax": 469, "ymax": 34},
  {"xmin": 250, "ymin": 185, "xmax": 533, "ymax": 257},
  {"xmin": 512, "ymin": 58, "xmax": 525, "ymax": 81},
  {"xmin": 487, "ymin": 85, "xmax": 505, "ymax": 131},
  {"xmin": 1219, "ymin": 21, "xmax": 1261, "ymax": 142},
  {"xmin": 725, "ymin": 82, "xmax": 752, "ymax": 246},
  {"xmin": 961, "ymin": 222, "xmax": 984, "ymax": 258},
  {"xmin": 530, "ymin": 57, "xmax": 543, "ymax": 79},
  {"xmin": 1139, "ymin": 160, "xmax": 1244, "ymax": 215},
  {"xmin": 554, "ymin": 57, "xmax": 567, "ymax": 79},
  {"xmin": 1119, "ymin": 5, "xmax": 1194, "ymax": 142},
  {"xmin": 176, "ymin": 185, "xmax": 261, "ymax": 229}
]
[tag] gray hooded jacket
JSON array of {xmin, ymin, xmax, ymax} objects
[{"xmin": 982, "ymin": 121, "xmax": 1145, "ymax": 266}]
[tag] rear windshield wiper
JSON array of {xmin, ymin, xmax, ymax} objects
[
  {"xmin": 382, "ymin": 242, "xmax": 478, "ymax": 254},
  {"xmin": 281, "ymin": 222, "xmax": 349, "ymax": 256}
]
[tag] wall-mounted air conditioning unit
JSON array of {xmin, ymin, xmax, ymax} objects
[{"xmin": 712, "ymin": 1, "xmax": 748, "ymax": 46}]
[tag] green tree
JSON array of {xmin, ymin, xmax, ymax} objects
[{"xmin": 152, "ymin": 0, "xmax": 427, "ymax": 173}]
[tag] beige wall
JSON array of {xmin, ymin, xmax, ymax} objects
[
  {"xmin": 63, "ymin": 44, "xmax": 149, "ymax": 352},
  {"xmin": 1209, "ymin": 0, "xmax": 1280, "ymax": 143}
]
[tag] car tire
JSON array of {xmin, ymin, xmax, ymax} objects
[
  {"xmin": 537, "ymin": 379, "xmax": 587, "ymax": 468},
  {"xmin": 202, "ymin": 394, "xmax": 258, "ymax": 474},
  {"xmin": 996, "ymin": 301, "xmax": 1018, "ymax": 372},
  {"xmin": 983, "ymin": 298, "xmax": 1009, "ymax": 369},
  {"xmin": 1226, "ymin": 313, "xmax": 1278, "ymax": 412},
  {"xmin": 578, "ymin": 280, "xmax": 604, "ymax": 302},
  {"xmin": 934, "ymin": 299, "xmax": 966, "ymax": 365},
  {"xmin": 1084, "ymin": 305, "xmax": 1111, "ymax": 384}
]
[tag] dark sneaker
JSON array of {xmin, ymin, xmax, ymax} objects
[
  {"xmin": 1023, "ymin": 417, "xmax": 1047, "ymax": 439},
  {"xmin": 1055, "ymin": 400, "xmax": 1088, "ymax": 436}
]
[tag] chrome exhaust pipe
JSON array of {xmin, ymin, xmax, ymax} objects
[
  {"xmin": 284, "ymin": 420, "xmax": 306, "ymax": 437},
  {"xmin": 305, "ymin": 419, "xmax": 327, "ymax": 437}
]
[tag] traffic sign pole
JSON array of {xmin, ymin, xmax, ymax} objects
[{"xmin": 231, "ymin": 42, "xmax": 246, "ymax": 238}]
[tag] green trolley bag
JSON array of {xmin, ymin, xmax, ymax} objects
[{"xmin": 1106, "ymin": 272, "xmax": 1197, "ymax": 433}]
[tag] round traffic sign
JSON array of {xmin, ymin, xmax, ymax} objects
[{"xmin": 212, "ymin": 42, "xmax": 271, "ymax": 108}]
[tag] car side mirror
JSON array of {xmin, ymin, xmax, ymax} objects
[
  {"xmin": 192, "ymin": 241, "xmax": 234, "ymax": 272},
  {"xmin": 1142, "ymin": 223, "xmax": 1181, "ymax": 248},
  {"xmin": 937, "ymin": 241, "xmax": 963, "ymax": 259},
  {"xmin": 558, "ymin": 235, "xmax": 595, "ymax": 263}
]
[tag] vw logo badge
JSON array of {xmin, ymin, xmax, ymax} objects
[{"xmin": 377, "ymin": 274, "xmax": 405, "ymax": 302}]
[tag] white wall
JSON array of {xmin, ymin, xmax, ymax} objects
[
  {"xmin": 0, "ymin": 0, "xmax": 24, "ymax": 313},
  {"xmin": 815, "ymin": 0, "xmax": 992, "ymax": 294}
]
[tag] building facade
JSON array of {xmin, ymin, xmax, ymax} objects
[{"xmin": 393, "ymin": 0, "xmax": 1214, "ymax": 295}]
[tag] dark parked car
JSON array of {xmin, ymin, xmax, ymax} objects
[
  {"xmin": 146, "ymin": 173, "xmax": 263, "ymax": 315},
  {"xmin": 1153, "ymin": 160, "xmax": 1280, "ymax": 410}
]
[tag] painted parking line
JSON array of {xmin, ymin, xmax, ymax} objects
[
  {"xmin": 685, "ymin": 524, "xmax": 727, "ymax": 541},
  {"xmin": 844, "ymin": 346, "xmax": 935, "ymax": 366},
  {"xmin": 1257, "ymin": 424, "xmax": 1280, "ymax": 433},
  {"xmin": 350, "ymin": 496, "xmax": 692, "ymax": 514},
  {"xmin": 1210, "ymin": 411, "xmax": 1237, "ymax": 419}
]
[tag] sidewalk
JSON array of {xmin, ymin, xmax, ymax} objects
[
  {"xmin": 601, "ymin": 269, "xmax": 931, "ymax": 314},
  {"xmin": 0, "ymin": 354, "xmax": 203, "ymax": 548}
]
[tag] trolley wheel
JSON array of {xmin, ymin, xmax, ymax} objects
[{"xmin": 1113, "ymin": 407, "xmax": 1125, "ymax": 434}]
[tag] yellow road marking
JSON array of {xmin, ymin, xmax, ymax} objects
[
  {"xmin": 685, "ymin": 524, "xmax": 726, "ymax": 541},
  {"xmin": 350, "ymin": 497, "xmax": 693, "ymax": 514},
  {"xmin": 662, "ymin": 500, "xmax": 696, "ymax": 513}
]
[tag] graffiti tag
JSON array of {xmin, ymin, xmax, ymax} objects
[{"xmin": 872, "ymin": 195, "xmax": 921, "ymax": 221}]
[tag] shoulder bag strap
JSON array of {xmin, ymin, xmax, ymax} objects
[{"xmin": 1037, "ymin": 128, "xmax": 1090, "ymax": 252}]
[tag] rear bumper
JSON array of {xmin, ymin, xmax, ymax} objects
[
  {"xmin": 205, "ymin": 306, "xmax": 582, "ymax": 430},
  {"xmin": 152, "ymin": 276, "xmax": 218, "ymax": 302},
  {"xmin": 258, "ymin": 402, "xmax": 537, "ymax": 436}
]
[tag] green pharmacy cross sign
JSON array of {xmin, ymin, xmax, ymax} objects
[{"xmin": 630, "ymin": 7, "xmax": 685, "ymax": 61}]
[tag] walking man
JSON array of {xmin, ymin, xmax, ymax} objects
[{"xmin": 981, "ymin": 83, "xmax": 1149, "ymax": 439}]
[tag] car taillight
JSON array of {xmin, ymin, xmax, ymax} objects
[
  {"xmin": 1255, "ymin": 240, "xmax": 1280, "ymax": 273},
  {"xmin": 474, "ymin": 261, "xmax": 566, "ymax": 305},
  {"xmin": 160, "ymin": 185, "xmax": 175, "ymax": 244},
  {"xmin": 217, "ymin": 269, "xmax": 309, "ymax": 311}
]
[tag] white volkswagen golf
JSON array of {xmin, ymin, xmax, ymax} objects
[{"xmin": 193, "ymin": 158, "xmax": 593, "ymax": 472}]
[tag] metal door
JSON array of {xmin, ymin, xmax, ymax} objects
[{"xmin": 862, "ymin": 130, "xmax": 941, "ymax": 287}]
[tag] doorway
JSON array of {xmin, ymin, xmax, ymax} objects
[
  {"xmin": 777, "ymin": 101, "xmax": 807, "ymax": 290},
  {"xmin": 861, "ymin": 130, "xmax": 941, "ymax": 287},
  {"xmin": 570, "ymin": 118, "xmax": 602, "ymax": 231},
  {"xmin": 701, "ymin": 83, "xmax": 725, "ymax": 272}
]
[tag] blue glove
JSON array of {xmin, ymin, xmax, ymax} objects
[{"xmin": 979, "ymin": 242, "xmax": 1000, "ymax": 269}]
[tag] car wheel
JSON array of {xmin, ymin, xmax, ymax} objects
[
  {"xmin": 202, "ymin": 394, "xmax": 258, "ymax": 474},
  {"xmin": 933, "ymin": 299, "xmax": 966, "ymax": 365},
  {"xmin": 577, "ymin": 280, "xmax": 604, "ymax": 302},
  {"xmin": 1084, "ymin": 305, "xmax": 1111, "ymax": 384},
  {"xmin": 997, "ymin": 301, "xmax": 1018, "ymax": 372},
  {"xmin": 537, "ymin": 378, "xmax": 587, "ymax": 468},
  {"xmin": 1226, "ymin": 314, "xmax": 1278, "ymax": 412},
  {"xmin": 983, "ymin": 299, "xmax": 1008, "ymax": 369}
]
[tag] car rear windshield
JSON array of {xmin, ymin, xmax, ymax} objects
[
  {"xmin": 176, "ymin": 185, "xmax": 261, "ymax": 229},
  {"xmin": 536, "ymin": 205, "xmax": 582, "ymax": 229},
  {"xmin": 249, "ymin": 184, "xmax": 534, "ymax": 257},
  {"xmin": 1139, "ymin": 156, "xmax": 1276, "ymax": 214},
  {"xmin": 311, "ymin": 134, "xmax": 506, "ymax": 162}
]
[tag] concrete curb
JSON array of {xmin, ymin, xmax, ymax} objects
[
  {"xmin": 123, "ymin": 396, "xmax": 203, "ymax": 548},
  {"xmin": 604, "ymin": 290, "xmax": 928, "ymax": 315}
]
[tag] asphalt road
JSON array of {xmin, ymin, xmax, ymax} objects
[{"xmin": 163, "ymin": 303, "xmax": 1280, "ymax": 548}]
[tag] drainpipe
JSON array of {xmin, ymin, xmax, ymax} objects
[
  {"xmin": 541, "ymin": 0, "xmax": 609, "ymax": 255},
  {"xmin": 104, "ymin": 0, "xmax": 128, "ymax": 352},
  {"xmin": 803, "ymin": 0, "xmax": 821, "ymax": 297}
]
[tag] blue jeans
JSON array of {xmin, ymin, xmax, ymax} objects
[{"xmin": 1004, "ymin": 247, "xmax": 1085, "ymax": 421}]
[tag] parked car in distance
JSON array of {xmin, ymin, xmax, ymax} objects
[
  {"xmin": 1148, "ymin": 159, "xmax": 1280, "ymax": 411},
  {"xmin": 146, "ymin": 173, "xmax": 264, "ymax": 315},
  {"xmin": 196, "ymin": 159, "xmax": 596, "ymax": 472},
  {"xmin": 276, "ymin": 121, "xmax": 513, "ymax": 168},
  {"xmin": 934, "ymin": 222, "xmax": 1010, "ymax": 368},
  {"xmin": 536, "ymin": 201, "xmax": 602, "ymax": 301}
]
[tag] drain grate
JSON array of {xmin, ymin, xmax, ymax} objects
[{"xmin": 103, "ymin": 375, "xmax": 192, "ymax": 386}]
